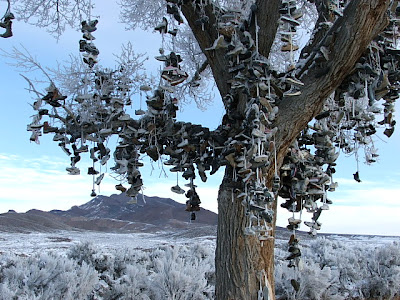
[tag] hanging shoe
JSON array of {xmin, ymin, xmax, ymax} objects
[
  {"xmin": 0, "ymin": 20, "xmax": 12, "ymax": 38},
  {"xmin": 321, "ymin": 203, "xmax": 329, "ymax": 210},
  {"xmin": 283, "ymin": 88, "xmax": 301, "ymax": 97},
  {"xmin": 76, "ymin": 145, "xmax": 89, "ymax": 153},
  {"xmin": 43, "ymin": 122, "xmax": 58, "ymax": 134},
  {"xmin": 384, "ymin": 126, "xmax": 395, "ymax": 137},
  {"xmin": 115, "ymin": 183, "xmax": 127, "ymax": 193},
  {"xmin": 182, "ymin": 168, "xmax": 195, "ymax": 180},
  {"xmin": 167, "ymin": 4, "xmax": 179, "ymax": 15},
  {"xmin": 88, "ymin": 167, "xmax": 99, "ymax": 175},
  {"xmin": 272, "ymin": 175, "xmax": 280, "ymax": 192},
  {"xmin": 66, "ymin": 166, "xmax": 80, "ymax": 175},
  {"xmin": 290, "ymin": 9, "xmax": 303, "ymax": 20},
  {"xmin": 83, "ymin": 53, "xmax": 98, "ymax": 68},
  {"xmin": 81, "ymin": 20, "xmax": 98, "ymax": 32},
  {"xmin": 353, "ymin": 171, "xmax": 361, "ymax": 182},
  {"xmin": 140, "ymin": 84, "xmax": 152, "ymax": 92},
  {"xmin": 83, "ymin": 31, "xmax": 95, "ymax": 40},
  {"xmin": 227, "ymin": 43, "xmax": 245, "ymax": 56},
  {"xmin": 286, "ymin": 251, "xmax": 301, "ymax": 260},
  {"xmin": 100, "ymin": 154, "xmax": 110, "ymax": 166},
  {"xmin": 288, "ymin": 217, "xmax": 302, "ymax": 226},
  {"xmin": 135, "ymin": 109, "xmax": 146, "ymax": 115},
  {"xmin": 154, "ymin": 17, "xmax": 168, "ymax": 33},
  {"xmin": 328, "ymin": 181, "xmax": 338, "ymax": 191},
  {"xmin": 171, "ymin": 76, "xmax": 187, "ymax": 86},
  {"xmin": 95, "ymin": 173, "xmax": 104, "ymax": 185},
  {"xmin": 168, "ymin": 28, "xmax": 178, "ymax": 36},
  {"xmin": 84, "ymin": 43, "xmax": 100, "ymax": 56},
  {"xmin": 285, "ymin": 77, "xmax": 304, "ymax": 87},
  {"xmin": 171, "ymin": 185, "xmax": 185, "ymax": 194},
  {"xmin": 205, "ymin": 35, "xmax": 228, "ymax": 51},
  {"xmin": 225, "ymin": 152, "xmax": 237, "ymax": 168},
  {"xmin": 173, "ymin": 12, "xmax": 184, "ymax": 24}
]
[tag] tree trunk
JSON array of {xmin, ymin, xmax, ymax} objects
[
  {"xmin": 179, "ymin": 1, "xmax": 391, "ymax": 299},
  {"xmin": 215, "ymin": 167, "xmax": 277, "ymax": 300}
]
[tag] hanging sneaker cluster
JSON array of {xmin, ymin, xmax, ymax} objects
[
  {"xmin": 279, "ymin": 131, "xmax": 335, "ymax": 236},
  {"xmin": 25, "ymin": 18, "xmax": 148, "ymax": 201},
  {"xmin": 195, "ymin": 4, "xmax": 288, "ymax": 241},
  {"xmin": 185, "ymin": 178, "xmax": 200, "ymax": 221},
  {"xmin": 80, "ymin": 19, "xmax": 99, "ymax": 68},
  {"xmin": 279, "ymin": 0, "xmax": 302, "ymax": 55},
  {"xmin": 0, "ymin": 1, "xmax": 14, "ymax": 39},
  {"xmin": 276, "ymin": 2, "xmax": 399, "ymax": 286}
]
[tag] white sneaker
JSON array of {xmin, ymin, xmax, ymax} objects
[{"xmin": 95, "ymin": 173, "xmax": 104, "ymax": 185}]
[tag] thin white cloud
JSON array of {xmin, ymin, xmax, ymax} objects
[
  {"xmin": 0, "ymin": 154, "xmax": 19, "ymax": 161},
  {"xmin": 330, "ymin": 186, "xmax": 400, "ymax": 207},
  {"xmin": 0, "ymin": 153, "xmax": 99, "ymax": 212},
  {"xmin": 317, "ymin": 205, "xmax": 400, "ymax": 236}
]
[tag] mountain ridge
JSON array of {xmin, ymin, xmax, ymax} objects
[{"xmin": 0, "ymin": 193, "xmax": 217, "ymax": 233}]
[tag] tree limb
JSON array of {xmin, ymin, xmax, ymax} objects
[
  {"xmin": 180, "ymin": 1, "xmax": 231, "ymax": 97},
  {"xmin": 274, "ymin": 0, "xmax": 390, "ymax": 168},
  {"xmin": 248, "ymin": 0, "xmax": 281, "ymax": 59}
]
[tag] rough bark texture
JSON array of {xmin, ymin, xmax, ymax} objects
[
  {"xmin": 216, "ymin": 167, "xmax": 277, "ymax": 300},
  {"xmin": 179, "ymin": 0, "xmax": 390, "ymax": 299}
]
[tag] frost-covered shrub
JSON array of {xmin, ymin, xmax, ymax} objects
[
  {"xmin": 67, "ymin": 242, "xmax": 97, "ymax": 266},
  {"xmin": 108, "ymin": 264, "xmax": 151, "ymax": 299},
  {"xmin": 0, "ymin": 252, "xmax": 98, "ymax": 300},
  {"xmin": 275, "ymin": 237, "xmax": 400, "ymax": 300},
  {"xmin": 275, "ymin": 254, "xmax": 343, "ymax": 300},
  {"xmin": 1, "ymin": 237, "xmax": 399, "ymax": 300},
  {"xmin": 67, "ymin": 241, "xmax": 215, "ymax": 300},
  {"xmin": 358, "ymin": 242, "xmax": 400, "ymax": 299},
  {"xmin": 148, "ymin": 245, "xmax": 215, "ymax": 300}
]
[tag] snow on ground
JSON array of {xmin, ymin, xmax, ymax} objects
[
  {"xmin": 326, "ymin": 233, "xmax": 400, "ymax": 246},
  {"xmin": 1, "ymin": 229, "xmax": 398, "ymax": 258},
  {"xmin": 0, "ymin": 230, "xmax": 216, "ymax": 256}
]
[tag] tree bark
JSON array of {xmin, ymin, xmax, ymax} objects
[{"xmin": 215, "ymin": 167, "xmax": 277, "ymax": 300}]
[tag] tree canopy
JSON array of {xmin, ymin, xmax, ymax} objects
[{"xmin": 2, "ymin": 0, "xmax": 398, "ymax": 298}]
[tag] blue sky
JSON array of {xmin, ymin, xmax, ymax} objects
[{"xmin": 0, "ymin": 2, "xmax": 399, "ymax": 236}]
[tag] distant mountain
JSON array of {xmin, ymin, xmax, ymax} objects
[
  {"xmin": 0, "ymin": 194, "xmax": 218, "ymax": 233},
  {"xmin": 0, "ymin": 194, "xmax": 301, "ymax": 239},
  {"xmin": 52, "ymin": 193, "xmax": 217, "ymax": 226},
  {"xmin": 0, "ymin": 209, "xmax": 75, "ymax": 233}
]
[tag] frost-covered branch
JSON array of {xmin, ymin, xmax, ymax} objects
[
  {"xmin": 1, "ymin": 45, "xmax": 54, "ymax": 83},
  {"xmin": 11, "ymin": 0, "xmax": 93, "ymax": 37}
]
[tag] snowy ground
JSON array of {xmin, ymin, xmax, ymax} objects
[
  {"xmin": 326, "ymin": 233, "xmax": 400, "ymax": 246},
  {"xmin": 1, "ymin": 230, "xmax": 398, "ymax": 256},
  {"xmin": 0, "ymin": 230, "xmax": 217, "ymax": 256},
  {"xmin": 0, "ymin": 231, "xmax": 400, "ymax": 255}
]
